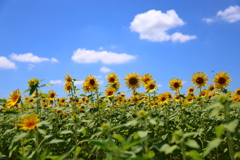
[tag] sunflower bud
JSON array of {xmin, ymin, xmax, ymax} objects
[
  {"xmin": 138, "ymin": 110, "xmax": 147, "ymax": 119},
  {"xmin": 217, "ymin": 94, "xmax": 230, "ymax": 105},
  {"xmin": 28, "ymin": 78, "xmax": 39, "ymax": 88}
]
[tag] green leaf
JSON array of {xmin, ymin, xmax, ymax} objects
[
  {"xmin": 77, "ymin": 127, "xmax": 86, "ymax": 136},
  {"xmin": 60, "ymin": 130, "xmax": 73, "ymax": 135},
  {"xmin": 187, "ymin": 150, "xmax": 203, "ymax": 160},
  {"xmin": 215, "ymin": 125, "xmax": 225, "ymax": 138},
  {"xmin": 22, "ymin": 89, "xmax": 30, "ymax": 94},
  {"xmin": 149, "ymin": 119, "xmax": 157, "ymax": 125},
  {"xmin": 12, "ymin": 132, "xmax": 28, "ymax": 143},
  {"xmin": 40, "ymin": 93, "xmax": 50, "ymax": 98},
  {"xmin": 48, "ymin": 139, "xmax": 65, "ymax": 144},
  {"xmin": 113, "ymin": 134, "xmax": 124, "ymax": 143},
  {"xmin": 203, "ymin": 138, "xmax": 222, "ymax": 157},
  {"xmin": 0, "ymin": 99, "xmax": 6, "ymax": 103},
  {"xmin": 160, "ymin": 144, "xmax": 178, "ymax": 155},
  {"xmin": 3, "ymin": 110, "xmax": 19, "ymax": 114},
  {"xmin": 73, "ymin": 146, "xmax": 81, "ymax": 157},
  {"xmin": 130, "ymin": 158, "xmax": 151, "ymax": 160},
  {"xmin": 185, "ymin": 139, "xmax": 200, "ymax": 149},
  {"xmin": 89, "ymin": 140, "xmax": 109, "ymax": 150},
  {"xmin": 40, "ymin": 84, "xmax": 54, "ymax": 87},
  {"xmin": 137, "ymin": 130, "xmax": 148, "ymax": 138},
  {"xmin": 145, "ymin": 150, "xmax": 155, "ymax": 158},
  {"xmin": 224, "ymin": 119, "xmax": 239, "ymax": 133},
  {"xmin": 124, "ymin": 120, "xmax": 138, "ymax": 127}
]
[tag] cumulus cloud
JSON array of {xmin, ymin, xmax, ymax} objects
[
  {"xmin": 130, "ymin": 9, "xmax": 196, "ymax": 42},
  {"xmin": 49, "ymin": 80, "xmax": 62, "ymax": 85},
  {"xmin": 74, "ymin": 80, "xmax": 84, "ymax": 86},
  {"xmin": 0, "ymin": 56, "xmax": 17, "ymax": 69},
  {"xmin": 203, "ymin": 5, "xmax": 240, "ymax": 23},
  {"xmin": 71, "ymin": 48, "xmax": 136, "ymax": 64},
  {"xmin": 10, "ymin": 53, "xmax": 59, "ymax": 63},
  {"xmin": 100, "ymin": 67, "xmax": 111, "ymax": 73}
]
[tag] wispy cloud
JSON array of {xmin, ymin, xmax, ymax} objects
[
  {"xmin": 71, "ymin": 48, "xmax": 136, "ymax": 64},
  {"xmin": 49, "ymin": 80, "xmax": 63, "ymax": 85},
  {"xmin": 203, "ymin": 5, "xmax": 240, "ymax": 23},
  {"xmin": 10, "ymin": 53, "xmax": 59, "ymax": 63},
  {"xmin": 130, "ymin": 10, "xmax": 196, "ymax": 43},
  {"xmin": 100, "ymin": 66, "xmax": 111, "ymax": 73},
  {"xmin": 0, "ymin": 56, "xmax": 17, "ymax": 69},
  {"xmin": 28, "ymin": 64, "xmax": 34, "ymax": 70},
  {"xmin": 74, "ymin": 80, "xmax": 84, "ymax": 86}
]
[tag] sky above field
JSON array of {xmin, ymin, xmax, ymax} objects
[{"xmin": 1, "ymin": 0, "xmax": 240, "ymax": 98}]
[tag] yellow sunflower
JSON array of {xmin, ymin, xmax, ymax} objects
[
  {"xmin": 234, "ymin": 88, "xmax": 240, "ymax": 97},
  {"xmin": 18, "ymin": 113, "xmax": 40, "ymax": 130},
  {"xmin": 124, "ymin": 73, "xmax": 141, "ymax": 90},
  {"xmin": 145, "ymin": 80, "xmax": 157, "ymax": 92},
  {"xmin": 64, "ymin": 82, "xmax": 72, "ymax": 93},
  {"xmin": 105, "ymin": 88, "xmax": 115, "ymax": 97},
  {"xmin": 169, "ymin": 78, "xmax": 183, "ymax": 91},
  {"xmin": 141, "ymin": 73, "xmax": 153, "ymax": 86},
  {"xmin": 207, "ymin": 84, "xmax": 215, "ymax": 92},
  {"xmin": 48, "ymin": 90, "xmax": 56, "ymax": 98},
  {"xmin": 64, "ymin": 72, "xmax": 72, "ymax": 83},
  {"xmin": 107, "ymin": 73, "xmax": 119, "ymax": 84},
  {"xmin": 109, "ymin": 82, "xmax": 121, "ymax": 92},
  {"xmin": 85, "ymin": 75, "xmax": 99, "ymax": 91},
  {"xmin": 191, "ymin": 72, "xmax": 208, "ymax": 88},
  {"xmin": 200, "ymin": 89, "xmax": 209, "ymax": 97},
  {"xmin": 7, "ymin": 89, "xmax": 21, "ymax": 109},
  {"xmin": 158, "ymin": 93, "xmax": 168, "ymax": 104},
  {"xmin": 164, "ymin": 92, "xmax": 172, "ymax": 99},
  {"xmin": 213, "ymin": 72, "xmax": 231, "ymax": 89},
  {"xmin": 187, "ymin": 86, "xmax": 195, "ymax": 93}
]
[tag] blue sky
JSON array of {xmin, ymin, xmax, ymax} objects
[{"xmin": 1, "ymin": 0, "xmax": 240, "ymax": 98}]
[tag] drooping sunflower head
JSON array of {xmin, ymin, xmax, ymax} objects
[
  {"xmin": 85, "ymin": 75, "xmax": 99, "ymax": 91},
  {"xmin": 28, "ymin": 78, "xmax": 39, "ymax": 88},
  {"xmin": 145, "ymin": 80, "xmax": 157, "ymax": 93},
  {"xmin": 187, "ymin": 86, "xmax": 195, "ymax": 93},
  {"xmin": 169, "ymin": 78, "xmax": 183, "ymax": 91},
  {"xmin": 18, "ymin": 113, "xmax": 40, "ymax": 130},
  {"xmin": 141, "ymin": 73, "xmax": 153, "ymax": 86},
  {"xmin": 207, "ymin": 84, "xmax": 215, "ymax": 92},
  {"xmin": 124, "ymin": 72, "xmax": 141, "ymax": 90},
  {"xmin": 107, "ymin": 73, "xmax": 119, "ymax": 84},
  {"xmin": 191, "ymin": 72, "xmax": 208, "ymax": 88},
  {"xmin": 105, "ymin": 88, "xmax": 115, "ymax": 97},
  {"xmin": 7, "ymin": 89, "xmax": 21, "ymax": 109},
  {"xmin": 213, "ymin": 72, "xmax": 231, "ymax": 89},
  {"xmin": 234, "ymin": 88, "xmax": 240, "ymax": 97}
]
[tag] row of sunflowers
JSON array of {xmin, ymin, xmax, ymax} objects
[{"xmin": 0, "ymin": 71, "xmax": 240, "ymax": 160}]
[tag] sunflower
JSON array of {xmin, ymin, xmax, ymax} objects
[
  {"xmin": 48, "ymin": 90, "xmax": 56, "ymax": 98},
  {"xmin": 169, "ymin": 78, "xmax": 183, "ymax": 91},
  {"xmin": 64, "ymin": 82, "xmax": 72, "ymax": 93},
  {"xmin": 191, "ymin": 72, "xmax": 208, "ymax": 88},
  {"xmin": 82, "ymin": 82, "xmax": 91, "ymax": 93},
  {"xmin": 109, "ymin": 82, "xmax": 121, "ymax": 92},
  {"xmin": 141, "ymin": 73, "xmax": 153, "ymax": 86},
  {"xmin": 158, "ymin": 93, "xmax": 168, "ymax": 104},
  {"xmin": 107, "ymin": 73, "xmax": 119, "ymax": 84},
  {"xmin": 105, "ymin": 88, "xmax": 115, "ymax": 97},
  {"xmin": 213, "ymin": 72, "xmax": 231, "ymax": 89},
  {"xmin": 7, "ymin": 89, "xmax": 21, "ymax": 109},
  {"xmin": 124, "ymin": 73, "xmax": 141, "ymax": 90},
  {"xmin": 187, "ymin": 86, "xmax": 195, "ymax": 93},
  {"xmin": 145, "ymin": 80, "xmax": 157, "ymax": 92},
  {"xmin": 28, "ymin": 78, "xmax": 39, "ymax": 88},
  {"xmin": 207, "ymin": 84, "xmax": 215, "ymax": 92},
  {"xmin": 85, "ymin": 75, "xmax": 99, "ymax": 91},
  {"xmin": 18, "ymin": 113, "xmax": 40, "ymax": 130},
  {"xmin": 164, "ymin": 92, "xmax": 172, "ymax": 99},
  {"xmin": 234, "ymin": 88, "xmax": 240, "ymax": 97},
  {"xmin": 60, "ymin": 97, "xmax": 66, "ymax": 104},
  {"xmin": 64, "ymin": 72, "xmax": 72, "ymax": 83},
  {"xmin": 200, "ymin": 89, "xmax": 209, "ymax": 97}
]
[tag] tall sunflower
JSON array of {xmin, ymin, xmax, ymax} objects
[
  {"xmin": 109, "ymin": 82, "xmax": 121, "ymax": 92},
  {"xmin": 124, "ymin": 73, "xmax": 141, "ymax": 90},
  {"xmin": 213, "ymin": 72, "xmax": 231, "ymax": 89},
  {"xmin": 64, "ymin": 72, "xmax": 72, "ymax": 83},
  {"xmin": 107, "ymin": 73, "xmax": 119, "ymax": 84},
  {"xmin": 48, "ymin": 90, "xmax": 57, "ymax": 98},
  {"xmin": 187, "ymin": 86, "xmax": 195, "ymax": 93},
  {"xmin": 85, "ymin": 75, "xmax": 99, "ymax": 91},
  {"xmin": 145, "ymin": 80, "xmax": 157, "ymax": 92},
  {"xmin": 207, "ymin": 84, "xmax": 215, "ymax": 92},
  {"xmin": 234, "ymin": 88, "xmax": 240, "ymax": 97},
  {"xmin": 7, "ymin": 89, "xmax": 21, "ymax": 109},
  {"xmin": 191, "ymin": 72, "xmax": 208, "ymax": 88},
  {"xmin": 158, "ymin": 93, "xmax": 168, "ymax": 104},
  {"xmin": 105, "ymin": 88, "xmax": 115, "ymax": 97},
  {"xmin": 141, "ymin": 73, "xmax": 153, "ymax": 86},
  {"xmin": 18, "ymin": 113, "xmax": 40, "ymax": 130},
  {"xmin": 169, "ymin": 78, "xmax": 183, "ymax": 91},
  {"xmin": 64, "ymin": 82, "xmax": 72, "ymax": 93}
]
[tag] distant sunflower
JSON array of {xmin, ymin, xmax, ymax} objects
[
  {"xmin": 105, "ymin": 88, "xmax": 115, "ymax": 97},
  {"xmin": 141, "ymin": 73, "xmax": 153, "ymax": 86},
  {"xmin": 191, "ymin": 72, "xmax": 208, "ymax": 88},
  {"xmin": 200, "ymin": 89, "xmax": 209, "ymax": 97},
  {"xmin": 107, "ymin": 73, "xmax": 119, "ymax": 84},
  {"xmin": 109, "ymin": 82, "xmax": 121, "ymax": 92},
  {"xmin": 124, "ymin": 73, "xmax": 141, "ymax": 90},
  {"xmin": 85, "ymin": 75, "xmax": 99, "ymax": 91},
  {"xmin": 64, "ymin": 72, "xmax": 72, "ymax": 83},
  {"xmin": 187, "ymin": 86, "xmax": 195, "ymax": 93},
  {"xmin": 234, "ymin": 88, "xmax": 240, "ymax": 97},
  {"xmin": 64, "ymin": 82, "xmax": 72, "ymax": 93},
  {"xmin": 207, "ymin": 84, "xmax": 215, "ymax": 92},
  {"xmin": 48, "ymin": 90, "xmax": 56, "ymax": 98},
  {"xmin": 213, "ymin": 72, "xmax": 231, "ymax": 89},
  {"xmin": 82, "ymin": 82, "xmax": 91, "ymax": 93},
  {"xmin": 18, "ymin": 113, "xmax": 40, "ymax": 130},
  {"xmin": 145, "ymin": 80, "xmax": 157, "ymax": 92},
  {"xmin": 169, "ymin": 78, "xmax": 183, "ymax": 91},
  {"xmin": 164, "ymin": 92, "xmax": 172, "ymax": 99},
  {"xmin": 7, "ymin": 89, "xmax": 21, "ymax": 109},
  {"xmin": 158, "ymin": 93, "xmax": 168, "ymax": 104}
]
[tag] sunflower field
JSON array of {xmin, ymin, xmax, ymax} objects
[{"xmin": 0, "ymin": 72, "xmax": 240, "ymax": 160}]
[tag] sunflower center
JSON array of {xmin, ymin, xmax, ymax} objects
[
  {"xmin": 209, "ymin": 87, "xmax": 214, "ymax": 91},
  {"xmin": 174, "ymin": 82, "xmax": 180, "ymax": 88},
  {"xmin": 237, "ymin": 91, "xmax": 240, "ymax": 95},
  {"xmin": 189, "ymin": 89, "xmax": 194, "ymax": 92},
  {"xmin": 144, "ymin": 78, "xmax": 150, "ymax": 84},
  {"xmin": 196, "ymin": 77, "xmax": 204, "ymax": 84},
  {"xmin": 108, "ymin": 91, "xmax": 113, "ymax": 96},
  {"xmin": 161, "ymin": 97, "xmax": 166, "ymax": 101},
  {"xmin": 149, "ymin": 84, "xmax": 155, "ymax": 90},
  {"xmin": 109, "ymin": 77, "xmax": 115, "ymax": 82},
  {"xmin": 129, "ymin": 78, "xmax": 138, "ymax": 85},
  {"xmin": 218, "ymin": 77, "xmax": 226, "ymax": 84},
  {"xmin": 50, "ymin": 93, "xmax": 55, "ymax": 98},
  {"xmin": 90, "ymin": 79, "xmax": 96, "ymax": 85},
  {"xmin": 26, "ymin": 122, "xmax": 35, "ymax": 128}
]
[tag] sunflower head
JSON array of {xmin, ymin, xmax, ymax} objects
[
  {"xmin": 187, "ymin": 86, "xmax": 195, "ymax": 93},
  {"xmin": 145, "ymin": 80, "xmax": 157, "ymax": 93},
  {"xmin": 191, "ymin": 72, "xmax": 208, "ymax": 88},
  {"xmin": 48, "ymin": 90, "xmax": 56, "ymax": 98},
  {"xmin": 105, "ymin": 88, "xmax": 115, "ymax": 97},
  {"xmin": 85, "ymin": 75, "xmax": 99, "ymax": 91},
  {"xmin": 169, "ymin": 78, "xmax": 183, "ymax": 91},
  {"xmin": 213, "ymin": 72, "xmax": 231, "ymax": 89},
  {"xmin": 141, "ymin": 73, "xmax": 153, "ymax": 86},
  {"xmin": 7, "ymin": 89, "xmax": 21, "ymax": 109},
  {"xmin": 28, "ymin": 78, "xmax": 39, "ymax": 88},
  {"xmin": 158, "ymin": 93, "xmax": 168, "ymax": 104},
  {"xmin": 107, "ymin": 73, "xmax": 119, "ymax": 84},
  {"xmin": 64, "ymin": 72, "xmax": 72, "ymax": 83},
  {"xmin": 18, "ymin": 113, "xmax": 40, "ymax": 130},
  {"xmin": 124, "ymin": 73, "xmax": 141, "ymax": 90},
  {"xmin": 64, "ymin": 82, "xmax": 72, "ymax": 93},
  {"xmin": 234, "ymin": 88, "xmax": 240, "ymax": 97},
  {"xmin": 208, "ymin": 84, "xmax": 215, "ymax": 92}
]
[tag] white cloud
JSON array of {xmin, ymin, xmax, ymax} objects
[
  {"xmin": 204, "ymin": 5, "xmax": 240, "ymax": 23},
  {"xmin": 0, "ymin": 56, "xmax": 17, "ymax": 69},
  {"xmin": 157, "ymin": 84, "xmax": 163, "ymax": 87},
  {"xmin": 71, "ymin": 48, "xmax": 136, "ymax": 64},
  {"xmin": 99, "ymin": 47, "xmax": 104, "ymax": 50},
  {"xmin": 10, "ymin": 53, "xmax": 59, "ymax": 63},
  {"xmin": 100, "ymin": 66, "xmax": 111, "ymax": 73},
  {"xmin": 182, "ymin": 81, "xmax": 187, "ymax": 84},
  {"xmin": 99, "ymin": 80, "xmax": 104, "ymax": 85},
  {"xmin": 130, "ymin": 9, "xmax": 196, "ymax": 42},
  {"xmin": 28, "ymin": 64, "xmax": 34, "ymax": 70},
  {"xmin": 49, "ymin": 80, "xmax": 62, "ymax": 85},
  {"xmin": 74, "ymin": 80, "xmax": 84, "ymax": 86},
  {"xmin": 110, "ymin": 45, "xmax": 117, "ymax": 49}
]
